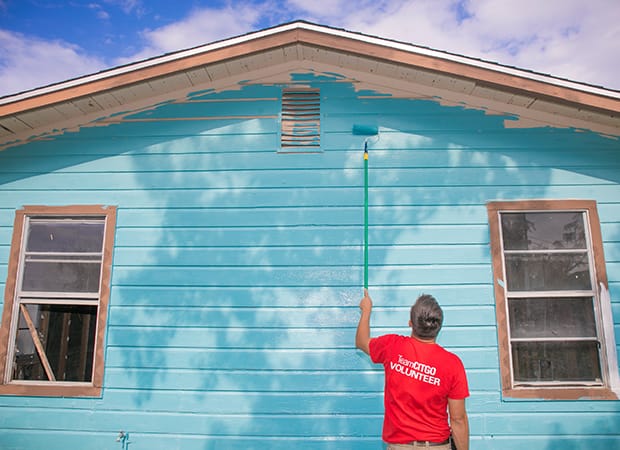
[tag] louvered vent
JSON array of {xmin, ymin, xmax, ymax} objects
[{"xmin": 281, "ymin": 89, "xmax": 320, "ymax": 149}]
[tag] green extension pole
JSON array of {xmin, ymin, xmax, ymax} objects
[
  {"xmin": 364, "ymin": 141, "xmax": 369, "ymax": 289},
  {"xmin": 352, "ymin": 124, "xmax": 378, "ymax": 290}
]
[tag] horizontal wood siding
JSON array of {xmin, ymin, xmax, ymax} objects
[{"xmin": 0, "ymin": 76, "xmax": 619, "ymax": 450}]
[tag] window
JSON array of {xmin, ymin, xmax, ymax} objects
[
  {"xmin": 0, "ymin": 205, "xmax": 116, "ymax": 397},
  {"xmin": 280, "ymin": 88, "xmax": 321, "ymax": 151},
  {"xmin": 487, "ymin": 200, "xmax": 618, "ymax": 400}
]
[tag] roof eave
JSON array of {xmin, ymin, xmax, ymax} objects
[{"xmin": 1, "ymin": 21, "xmax": 619, "ymax": 119}]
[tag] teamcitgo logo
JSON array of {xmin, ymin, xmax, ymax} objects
[{"xmin": 389, "ymin": 354, "xmax": 441, "ymax": 386}]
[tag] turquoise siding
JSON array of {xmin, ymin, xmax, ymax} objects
[{"xmin": 0, "ymin": 75, "xmax": 619, "ymax": 449}]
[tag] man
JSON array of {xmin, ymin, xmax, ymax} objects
[{"xmin": 356, "ymin": 289, "xmax": 469, "ymax": 450}]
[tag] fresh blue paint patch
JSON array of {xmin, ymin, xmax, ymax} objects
[{"xmin": 0, "ymin": 73, "xmax": 618, "ymax": 450}]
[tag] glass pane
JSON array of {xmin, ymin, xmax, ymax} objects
[
  {"xmin": 27, "ymin": 220, "xmax": 105, "ymax": 253},
  {"xmin": 508, "ymin": 297, "xmax": 597, "ymax": 339},
  {"xmin": 505, "ymin": 253, "xmax": 591, "ymax": 291},
  {"xmin": 512, "ymin": 341, "xmax": 601, "ymax": 383},
  {"xmin": 22, "ymin": 261, "xmax": 102, "ymax": 293},
  {"xmin": 501, "ymin": 212, "xmax": 586, "ymax": 250},
  {"xmin": 13, "ymin": 304, "xmax": 45, "ymax": 380},
  {"xmin": 12, "ymin": 304, "xmax": 97, "ymax": 382}
]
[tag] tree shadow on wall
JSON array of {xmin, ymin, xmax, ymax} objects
[{"xmin": 1, "ymin": 72, "xmax": 618, "ymax": 450}]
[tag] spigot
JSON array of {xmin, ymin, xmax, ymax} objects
[{"xmin": 116, "ymin": 430, "xmax": 126, "ymax": 442}]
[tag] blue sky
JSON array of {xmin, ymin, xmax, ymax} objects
[{"xmin": 1, "ymin": 0, "xmax": 619, "ymax": 97}]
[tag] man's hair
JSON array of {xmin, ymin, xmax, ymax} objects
[{"xmin": 410, "ymin": 294, "xmax": 443, "ymax": 339}]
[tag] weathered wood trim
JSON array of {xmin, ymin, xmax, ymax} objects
[
  {"xmin": 486, "ymin": 202, "xmax": 513, "ymax": 394},
  {"xmin": 1, "ymin": 26, "xmax": 618, "ymax": 121},
  {"xmin": 296, "ymin": 29, "xmax": 620, "ymax": 113},
  {"xmin": 486, "ymin": 199, "xmax": 618, "ymax": 401},
  {"xmin": 0, "ymin": 383, "xmax": 102, "ymax": 397},
  {"xmin": 502, "ymin": 386, "xmax": 618, "ymax": 400},
  {"xmin": 0, "ymin": 29, "xmax": 300, "ymax": 117},
  {"xmin": 93, "ymin": 205, "xmax": 116, "ymax": 390},
  {"xmin": 0, "ymin": 205, "xmax": 116, "ymax": 397},
  {"xmin": 0, "ymin": 209, "xmax": 26, "ymax": 383}
]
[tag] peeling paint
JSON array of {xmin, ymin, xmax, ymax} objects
[{"xmin": 2, "ymin": 68, "xmax": 619, "ymax": 153}]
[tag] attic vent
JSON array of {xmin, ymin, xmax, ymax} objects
[{"xmin": 281, "ymin": 88, "xmax": 320, "ymax": 149}]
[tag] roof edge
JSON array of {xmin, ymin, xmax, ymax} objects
[{"xmin": 1, "ymin": 21, "xmax": 619, "ymax": 113}]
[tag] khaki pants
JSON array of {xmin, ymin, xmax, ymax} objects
[{"xmin": 387, "ymin": 443, "xmax": 451, "ymax": 450}]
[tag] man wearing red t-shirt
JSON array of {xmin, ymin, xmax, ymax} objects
[{"xmin": 356, "ymin": 289, "xmax": 470, "ymax": 450}]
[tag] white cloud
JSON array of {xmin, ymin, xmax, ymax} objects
[
  {"xmin": 342, "ymin": 0, "xmax": 620, "ymax": 88},
  {"xmin": 0, "ymin": 30, "xmax": 106, "ymax": 97},
  {"xmin": 88, "ymin": 3, "xmax": 111, "ymax": 20},
  {"xmin": 285, "ymin": 0, "xmax": 373, "ymax": 17},
  {"xmin": 283, "ymin": 0, "xmax": 620, "ymax": 88},
  {"xmin": 0, "ymin": 0, "xmax": 618, "ymax": 98},
  {"xmin": 104, "ymin": 0, "xmax": 145, "ymax": 15},
  {"xmin": 117, "ymin": 3, "xmax": 268, "ymax": 64}
]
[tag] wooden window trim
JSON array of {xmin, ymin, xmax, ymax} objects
[
  {"xmin": 0, "ymin": 205, "xmax": 116, "ymax": 397},
  {"xmin": 487, "ymin": 199, "xmax": 618, "ymax": 400}
]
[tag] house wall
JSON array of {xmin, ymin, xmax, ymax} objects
[{"xmin": 0, "ymin": 74, "xmax": 619, "ymax": 450}]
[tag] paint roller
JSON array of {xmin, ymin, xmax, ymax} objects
[{"xmin": 352, "ymin": 124, "xmax": 379, "ymax": 290}]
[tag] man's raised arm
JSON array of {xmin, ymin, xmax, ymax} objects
[{"xmin": 356, "ymin": 289, "xmax": 373, "ymax": 355}]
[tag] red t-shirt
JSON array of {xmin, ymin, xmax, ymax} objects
[{"xmin": 369, "ymin": 334, "xmax": 469, "ymax": 444}]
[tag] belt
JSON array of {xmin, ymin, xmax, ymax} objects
[{"xmin": 408, "ymin": 439, "xmax": 450, "ymax": 446}]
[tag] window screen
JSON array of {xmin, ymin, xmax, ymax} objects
[
  {"xmin": 500, "ymin": 211, "xmax": 602, "ymax": 385},
  {"xmin": 11, "ymin": 217, "xmax": 105, "ymax": 383}
]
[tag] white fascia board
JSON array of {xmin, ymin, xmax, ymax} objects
[
  {"xmin": 2, "ymin": 21, "xmax": 619, "ymax": 107},
  {"xmin": 298, "ymin": 22, "xmax": 620, "ymax": 100},
  {"xmin": 0, "ymin": 23, "xmax": 300, "ymax": 106}
]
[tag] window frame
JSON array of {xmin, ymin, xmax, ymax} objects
[
  {"xmin": 0, "ymin": 205, "xmax": 116, "ymax": 397},
  {"xmin": 487, "ymin": 199, "xmax": 618, "ymax": 400}
]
